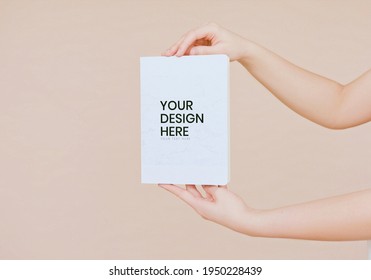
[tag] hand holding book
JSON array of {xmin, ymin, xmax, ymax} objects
[
  {"xmin": 159, "ymin": 184, "xmax": 261, "ymax": 236},
  {"xmin": 159, "ymin": 23, "xmax": 371, "ymax": 241},
  {"xmin": 162, "ymin": 22, "xmax": 249, "ymax": 61}
]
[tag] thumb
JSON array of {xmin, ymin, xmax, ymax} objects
[{"xmin": 189, "ymin": 45, "xmax": 218, "ymax": 55}]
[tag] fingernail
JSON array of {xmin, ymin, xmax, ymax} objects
[{"xmin": 175, "ymin": 48, "xmax": 182, "ymax": 56}]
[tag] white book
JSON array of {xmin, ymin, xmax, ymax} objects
[{"xmin": 140, "ymin": 54, "xmax": 230, "ymax": 185}]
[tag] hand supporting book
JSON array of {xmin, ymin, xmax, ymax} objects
[
  {"xmin": 160, "ymin": 23, "xmax": 371, "ymax": 241},
  {"xmin": 159, "ymin": 184, "xmax": 260, "ymax": 235}
]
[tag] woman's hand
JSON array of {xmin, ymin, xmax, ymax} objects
[
  {"xmin": 159, "ymin": 184, "xmax": 371, "ymax": 241},
  {"xmin": 164, "ymin": 23, "xmax": 371, "ymax": 128},
  {"xmin": 158, "ymin": 184, "xmax": 261, "ymax": 235},
  {"xmin": 162, "ymin": 22, "xmax": 251, "ymax": 61}
]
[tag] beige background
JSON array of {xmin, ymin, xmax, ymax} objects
[{"xmin": 0, "ymin": 0, "xmax": 370, "ymax": 259}]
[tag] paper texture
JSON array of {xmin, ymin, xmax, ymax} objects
[{"xmin": 140, "ymin": 55, "xmax": 230, "ymax": 184}]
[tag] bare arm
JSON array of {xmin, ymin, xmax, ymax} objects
[
  {"xmin": 239, "ymin": 44, "xmax": 371, "ymax": 129},
  {"xmin": 257, "ymin": 188, "xmax": 371, "ymax": 240},
  {"xmin": 160, "ymin": 23, "xmax": 371, "ymax": 241},
  {"xmin": 159, "ymin": 184, "xmax": 371, "ymax": 241},
  {"xmin": 165, "ymin": 23, "xmax": 371, "ymax": 129}
]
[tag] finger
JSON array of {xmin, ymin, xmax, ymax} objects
[
  {"xmin": 158, "ymin": 183, "xmax": 187, "ymax": 198},
  {"xmin": 184, "ymin": 44, "xmax": 195, "ymax": 56},
  {"xmin": 163, "ymin": 34, "xmax": 185, "ymax": 56},
  {"xmin": 158, "ymin": 184, "xmax": 197, "ymax": 207},
  {"xmin": 186, "ymin": 184, "xmax": 203, "ymax": 198},
  {"xmin": 202, "ymin": 185, "xmax": 219, "ymax": 194},
  {"xmin": 175, "ymin": 25, "xmax": 217, "ymax": 57},
  {"xmin": 202, "ymin": 185, "xmax": 218, "ymax": 201},
  {"xmin": 189, "ymin": 45, "xmax": 218, "ymax": 55},
  {"xmin": 185, "ymin": 37, "xmax": 213, "ymax": 55},
  {"xmin": 161, "ymin": 49, "xmax": 169, "ymax": 56}
]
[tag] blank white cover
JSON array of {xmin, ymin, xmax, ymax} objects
[{"xmin": 140, "ymin": 55, "xmax": 229, "ymax": 185}]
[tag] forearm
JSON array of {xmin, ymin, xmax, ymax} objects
[
  {"xmin": 166, "ymin": 23, "xmax": 371, "ymax": 127},
  {"xmin": 249, "ymin": 189, "xmax": 371, "ymax": 241},
  {"xmin": 238, "ymin": 41, "xmax": 346, "ymax": 128}
]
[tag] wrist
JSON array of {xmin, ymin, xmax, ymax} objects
[
  {"xmin": 240, "ymin": 208, "xmax": 268, "ymax": 237},
  {"xmin": 237, "ymin": 40, "xmax": 261, "ymax": 66}
]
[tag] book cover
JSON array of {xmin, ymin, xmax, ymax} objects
[{"xmin": 140, "ymin": 54, "xmax": 229, "ymax": 185}]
